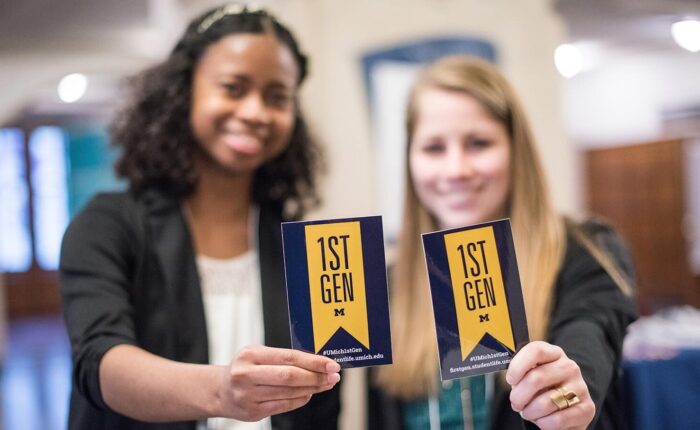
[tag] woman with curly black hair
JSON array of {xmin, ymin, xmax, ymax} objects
[{"xmin": 59, "ymin": 4, "xmax": 340, "ymax": 430}]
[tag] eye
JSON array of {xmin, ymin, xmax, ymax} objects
[
  {"xmin": 265, "ymin": 91, "xmax": 293, "ymax": 109},
  {"xmin": 467, "ymin": 137, "xmax": 492, "ymax": 150},
  {"xmin": 222, "ymin": 81, "xmax": 247, "ymax": 98},
  {"xmin": 417, "ymin": 139, "xmax": 446, "ymax": 154}
]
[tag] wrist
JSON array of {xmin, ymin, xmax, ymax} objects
[{"xmin": 202, "ymin": 364, "xmax": 228, "ymax": 418}]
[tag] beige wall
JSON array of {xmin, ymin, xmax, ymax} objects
[{"xmin": 277, "ymin": 0, "xmax": 578, "ymax": 221}]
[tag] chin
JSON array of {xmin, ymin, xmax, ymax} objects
[
  {"xmin": 443, "ymin": 210, "xmax": 498, "ymax": 228},
  {"xmin": 441, "ymin": 218, "xmax": 478, "ymax": 230},
  {"xmin": 209, "ymin": 156, "xmax": 260, "ymax": 175}
]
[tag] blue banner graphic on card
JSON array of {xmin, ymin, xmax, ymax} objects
[
  {"xmin": 282, "ymin": 216, "xmax": 392, "ymax": 368},
  {"xmin": 422, "ymin": 219, "xmax": 529, "ymax": 380}
]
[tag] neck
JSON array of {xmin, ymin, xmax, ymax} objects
[{"xmin": 187, "ymin": 158, "xmax": 254, "ymax": 224}]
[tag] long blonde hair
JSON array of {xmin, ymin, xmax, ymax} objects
[{"xmin": 376, "ymin": 56, "xmax": 567, "ymax": 399}]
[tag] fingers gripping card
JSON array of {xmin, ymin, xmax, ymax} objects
[
  {"xmin": 282, "ymin": 216, "xmax": 392, "ymax": 368},
  {"xmin": 421, "ymin": 219, "xmax": 529, "ymax": 380}
]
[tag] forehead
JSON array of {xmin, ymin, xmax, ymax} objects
[
  {"xmin": 417, "ymin": 88, "xmax": 485, "ymax": 118},
  {"xmin": 195, "ymin": 34, "xmax": 299, "ymax": 85},
  {"xmin": 414, "ymin": 88, "xmax": 504, "ymax": 132}
]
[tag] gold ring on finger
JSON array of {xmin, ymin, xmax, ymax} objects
[{"xmin": 550, "ymin": 387, "xmax": 580, "ymax": 411}]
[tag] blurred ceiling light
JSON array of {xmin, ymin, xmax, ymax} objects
[
  {"xmin": 58, "ymin": 73, "xmax": 88, "ymax": 103},
  {"xmin": 554, "ymin": 44, "xmax": 583, "ymax": 78},
  {"xmin": 672, "ymin": 19, "xmax": 700, "ymax": 52}
]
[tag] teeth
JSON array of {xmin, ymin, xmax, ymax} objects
[
  {"xmin": 228, "ymin": 133, "xmax": 263, "ymax": 145},
  {"xmin": 233, "ymin": 134, "xmax": 257, "ymax": 143},
  {"xmin": 438, "ymin": 184, "xmax": 482, "ymax": 194},
  {"xmin": 224, "ymin": 127, "xmax": 266, "ymax": 138},
  {"xmin": 227, "ymin": 132, "xmax": 258, "ymax": 139}
]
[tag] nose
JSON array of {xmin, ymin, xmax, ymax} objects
[
  {"xmin": 444, "ymin": 145, "xmax": 473, "ymax": 180},
  {"xmin": 237, "ymin": 93, "xmax": 271, "ymax": 125}
]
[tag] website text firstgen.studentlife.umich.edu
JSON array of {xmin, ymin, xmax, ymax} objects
[{"xmin": 450, "ymin": 351, "xmax": 511, "ymax": 373}]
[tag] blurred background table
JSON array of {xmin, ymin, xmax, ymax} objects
[{"xmin": 624, "ymin": 348, "xmax": 700, "ymax": 430}]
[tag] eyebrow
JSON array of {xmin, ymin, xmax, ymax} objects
[
  {"xmin": 216, "ymin": 72, "xmax": 249, "ymax": 81},
  {"xmin": 216, "ymin": 73, "xmax": 294, "ymax": 89},
  {"xmin": 266, "ymin": 81, "xmax": 294, "ymax": 91}
]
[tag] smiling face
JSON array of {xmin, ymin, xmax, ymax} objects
[
  {"xmin": 189, "ymin": 33, "xmax": 299, "ymax": 176},
  {"xmin": 409, "ymin": 87, "xmax": 511, "ymax": 230}
]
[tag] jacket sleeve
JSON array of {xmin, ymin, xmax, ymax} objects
[
  {"xmin": 59, "ymin": 194, "xmax": 140, "ymax": 410},
  {"xmin": 547, "ymin": 222, "xmax": 637, "ymax": 426}
]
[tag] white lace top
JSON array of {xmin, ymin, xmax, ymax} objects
[{"xmin": 196, "ymin": 247, "xmax": 270, "ymax": 429}]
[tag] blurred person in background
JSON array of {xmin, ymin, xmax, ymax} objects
[
  {"xmin": 59, "ymin": 4, "xmax": 340, "ymax": 430},
  {"xmin": 369, "ymin": 56, "xmax": 637, "ymax": 430}
]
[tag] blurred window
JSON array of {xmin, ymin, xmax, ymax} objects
[
  {"xmin": 0, "ymin": 128, "xmax": 33, "ymax": 272},
  {"xmin": 0, "ymin": 124, "xmax": 124, "ymax": 275},
  {"xmin": 29, "ymin": 127, "xmax": 69, "ymax": 270}
]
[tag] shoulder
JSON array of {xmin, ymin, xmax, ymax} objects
[
  {"xmin": 60, "ymin": 191, "xmax": 144, "ymax": 261},
  {"xmin": 576, "ymin": 218, "xmax": 629, "ymax": 258},
  {"xmin": 66, "ymin": 191, "xmax": 142, "ymax": 234},
  {"xmin": 549, "ymin": 217, "xmax": 637, "ymax": 336},
  {"xmin": 552, "ymin": 217, "xmax": 637, "ymax": 319},
  {"xmin": 562, "ymin": 217, "xmax": 635, "ymax": 281},
  {"xmin": 75, "ymin": 190, "xmax": 140, "ymax": 215}
]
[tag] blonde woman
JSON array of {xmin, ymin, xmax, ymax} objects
[{"xmin": 369, "ymin": 56, "xmax": 636, "ymax": 430}]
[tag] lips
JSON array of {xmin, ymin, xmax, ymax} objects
[
  {"xmin": 443, "ymin": 197, "xmax": 478, "ymax": 212},
  {"xmin": 221, "ymin": 132, "xmax": 265, "ymax": 155}
]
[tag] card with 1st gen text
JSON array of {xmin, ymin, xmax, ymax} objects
[
  {"xmin": 281, "ymin": 216, "xmax": 392, "ymax": 368},
  {"xmin": 421, "ymin": 218, "xmax": 529, "ymax": 380}
]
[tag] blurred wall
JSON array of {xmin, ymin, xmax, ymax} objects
[
  {"xmin": 0, "ymin": 0, "xmax": 577, "ymax": 217},
  {"xmin": 563, "ymin": 50, "xmax": 700, "ymax": 147},
  {"xmin": 291, "ymin": 0, "xmax": 578, "ymax": 219}
]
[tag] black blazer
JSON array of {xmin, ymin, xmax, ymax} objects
[{"xmin": 59, "ymin": 189, "xmax": 340, "ymax": 430}]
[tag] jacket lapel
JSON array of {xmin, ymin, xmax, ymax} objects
[
  {"xmin": 259, "ymin": 205, "xmax": 292, "ymax": 348},
  {"xmin": 140, "ymin": 191, "xmax": 289, "ymax": 357},
  {"xmin": 142, "ymin": 189, "xmax": 209, "ymax": 363}
]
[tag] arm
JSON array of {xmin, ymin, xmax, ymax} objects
[
  {"xmin": 547, "ymin": 224, "xmax": 636, "ymax": 420},
  {"xmin": 506, "ymin": 225, "xmax": 637, "ymax": 430},
  {"xmin": 100, "ymin": 344, "xmax": 340, "ymax": 422},
  {"xmin": 60, "ymin": 196, "xmax": 339, "ymax": 422}
]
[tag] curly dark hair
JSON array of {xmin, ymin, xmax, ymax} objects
[{"xmin": 111, "ymin": 5, "xmax": 322, "ymax": 216}]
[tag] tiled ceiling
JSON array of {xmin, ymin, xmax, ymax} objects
[
  {"xmin": 0, "ymin": 0, "xmax": 150, "ymax": 51},
  {"xmin": 2, "ymin": 0, "xmax": 698, "ymax": 54}
]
